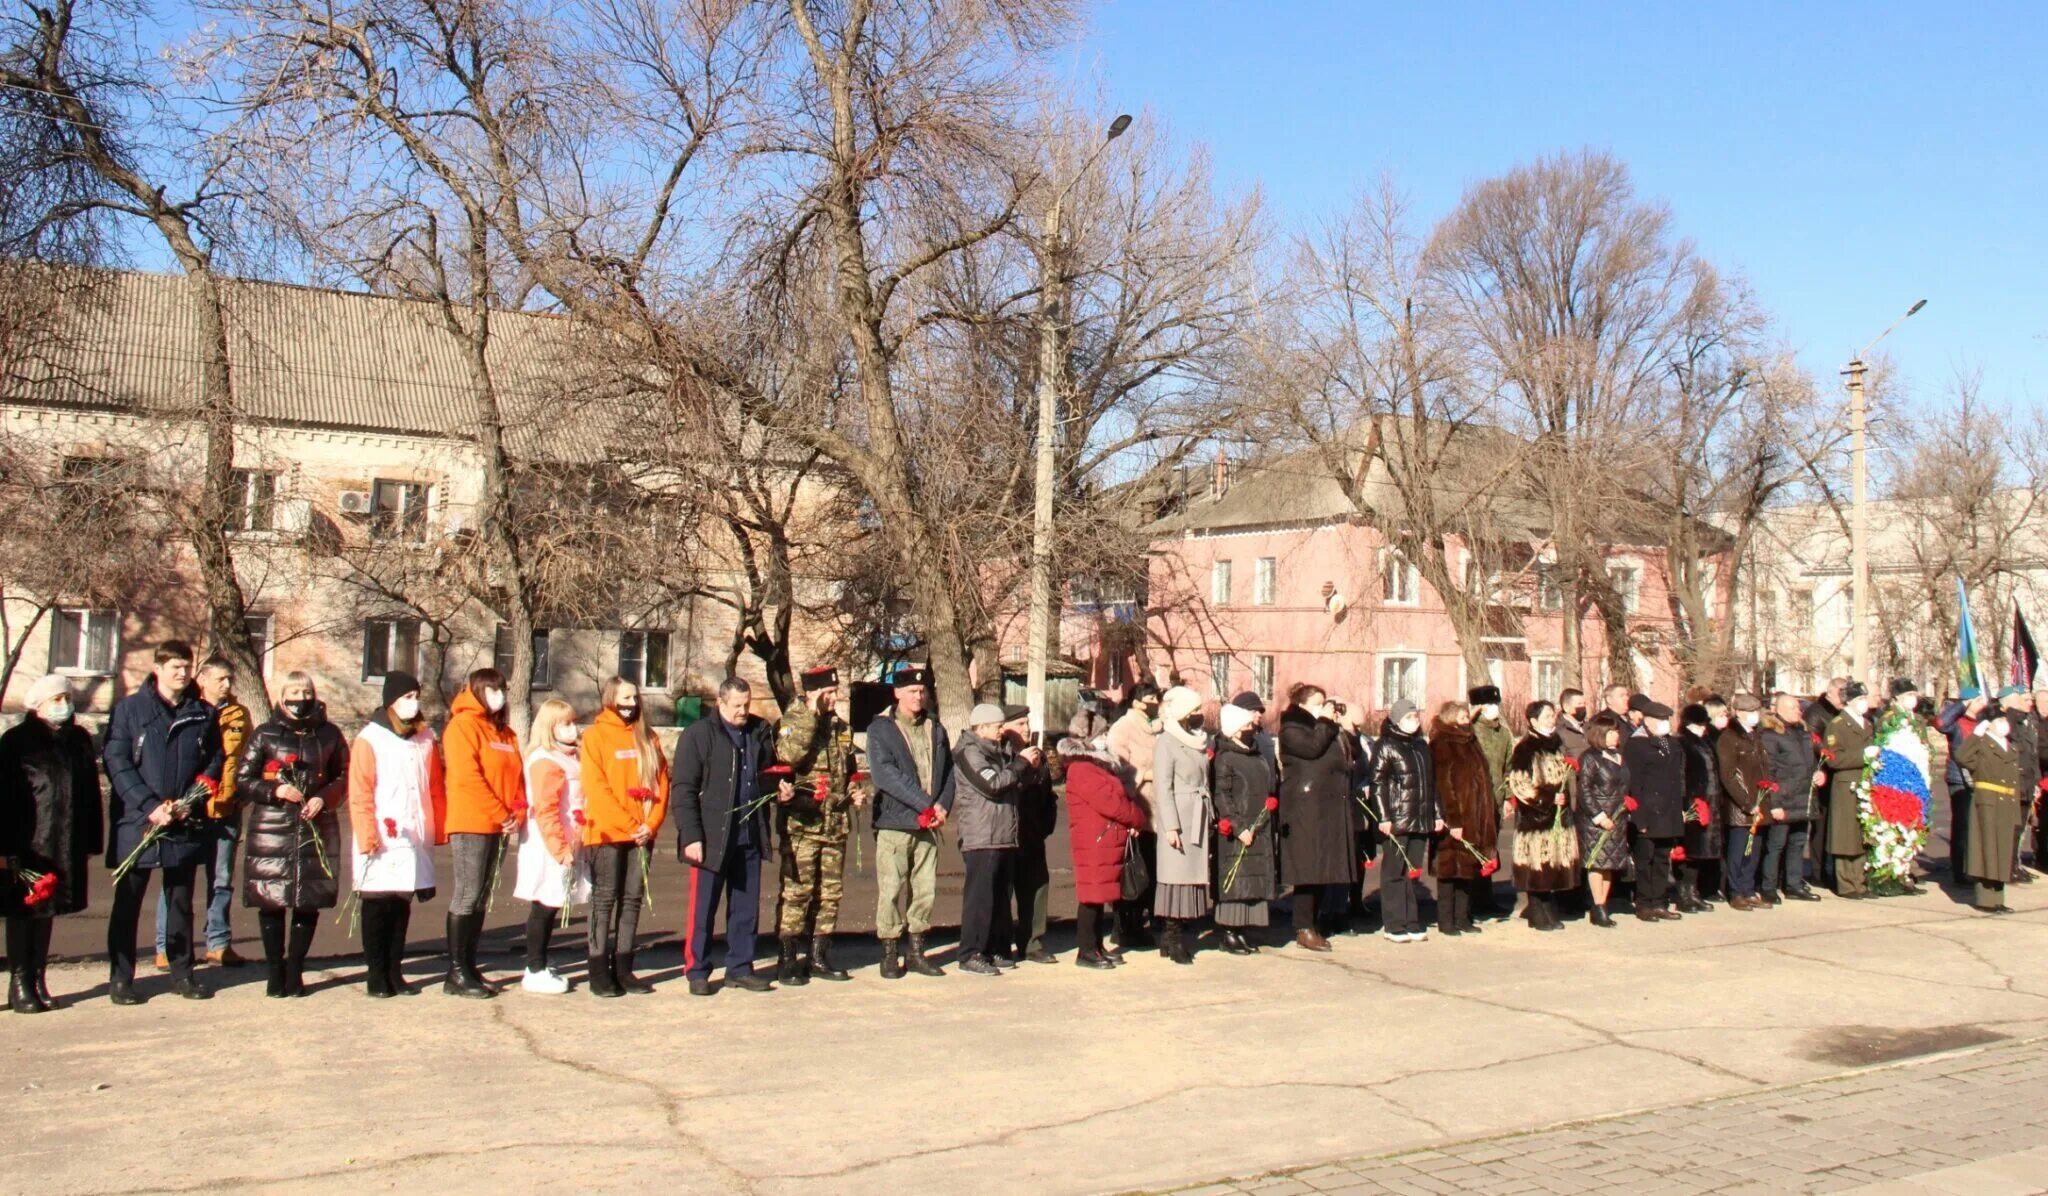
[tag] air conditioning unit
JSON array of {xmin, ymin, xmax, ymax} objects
[{"xmin": 337, "ymin": 489, "xmax": 372, "ymax": 515}]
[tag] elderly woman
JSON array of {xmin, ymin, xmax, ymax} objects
[
  {"xmin": 1211, "ymin": 701, "xmax": 1278, "ymax": 953},
  {"xmin": 1061, "ymin": 720, "xmax": 1149, "ymax": 969},
  {"xmin": 1152, "ymin": 686, "xmax": 1214, "ymax": 965},
  {"xmin": 1373, "ymin": 700, "xmax": 1440, "ymax": 943},
  {"xmin": 235, "ymin": 672, "xmax": 348, "ymax": 998},
  {"xmin": 1509, "ymin": 701, "xmax": 1579, "ymax": 932},
  {"xmin": 1576, "ymin": 714, "xmax": 1631, "ymax": 928},
  {"xmin": 1, "ymin": 676, "xmax": 103, "ymax": 1012},
  {"xmin": 1278, "ymin": 684, "xmax": 1356, "ymax": 951},
  {"xmin": 1430, "ymin": 701, "xmax": 1496, "ymax": 937}
]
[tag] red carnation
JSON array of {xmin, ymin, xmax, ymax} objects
[
  {"xmin": 195, "ymin": 775, "xmax": 219, "ymax": 795},
  {"xmin": 1693, "ymin": 798, "xmax": 1711, "ymax": 824},
  {"xmin": 849, "ymin": 770, "xmax": 870, "ymax": 784},
  {"xmin": 917, "ymin": 806, "xmax": 939, "ymax": 830},
  {"xmin": 1406, "ymin": 868, "xmax": 1422, "ymax": 880},
  {"xmin": 763, "ymin": 765, "xmax": 793, "ymax": 779},
  {"xmin": 627, "ymin": 787, "xmax": 655, "ymax": 801},
  {"xmin": 383, "ymin": 817, "xmax": 398, "ymax": 836},
  {"xmin": 280, "ymin": 752, "xmax": 300, "ymax": 766},
  {"xmin": 1670, "ymin": 846, "xmax": 1688, "ymax": 863},
  {"xmin": 1264, "ymin": 796, "xmax": 1279, "ymax": 812},
  {"xmin": 572, "ymin": 810, "xmax": 587, "ymax": 826},
  {"xmin": 1819, "ymin": 748, "xmax": 1836, "ymax": 764},
  {"xmin": 1363, "ymin": 858, "xmax": 1377, "ymax": 870},
  {"xmin": 1757, "ymin": 780, "xmax": 1780, "ymax": 794},
  {"xmin": 263, "ymin": 761, "xmax": 282, "ymax": 779},
  {"xmin": 1564, "ymin": 757, "xmax": 1581, "ymax": 772},
  {"xmin": 1217, "ymin": 818, "xmax": 1234, "ymax": 838},
  {"xmin": 26, "ymin": 872, "xmax": 58, "ymax": 906},
  {"xmin": 1624, "ymin": 796, "xmax": 1639, "ymax": 812},
  {"xmin": 1480, "ymin": 859, "xmax": 1500, "ymax": 877}
]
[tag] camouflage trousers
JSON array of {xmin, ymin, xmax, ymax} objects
[{"xmin": 777, "ymin": 827, "xmax": 848, "ymax": 938}]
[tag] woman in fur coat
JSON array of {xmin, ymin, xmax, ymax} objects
[
  {"xmin": 1429, "ymin": 703, "xmax": 1497, "ymax": 936},
  {"xmin": 1507, "ymin": 701, "xmax": 1579, "ymax": 932}
]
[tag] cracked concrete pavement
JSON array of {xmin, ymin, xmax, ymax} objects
[{"xmin": 6, "ymin": 881, "xmax": 2048, "ymax": 1196}]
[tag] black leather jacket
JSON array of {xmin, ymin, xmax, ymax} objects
[{"xmin": 1371, "ymin": 725, "xmax": 1436, "ymax": 833}]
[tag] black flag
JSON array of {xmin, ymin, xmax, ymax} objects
[{"xmin": 2014, "ymin": 603, "xmax": 2040, "ymax": 690}]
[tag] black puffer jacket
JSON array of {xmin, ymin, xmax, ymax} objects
[
  {"xmin": 235, "ymin": 707, "xmax": 347, "ymax": 911},
  {"xmin": 1575, "ymin": 749, "xmax": 1633, "ymax": 871},
  {"xmin": 0, "ymin": 715, "xmax": 103, "ymax": 916},
  {"xmin": 1622, "ymin": 730, "xmax": 1685, "ymax": 838},
  {"xmin": 1760, "ymin": 719, "xmax": 1819, "ymax": 820},
  {"xmin": 1371, "ymin": 724, "xmax": 1436, "ymax": 834}
]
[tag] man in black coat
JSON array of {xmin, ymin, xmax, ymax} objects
[
  {"xmin": 672, "ymin": 676, "xmax": 792, "ymax": 996},
  {"xmin": 101, "ymin": 640, "xmax": 225, "ymax": 1003},
  {"xmin": 1802, "ymin": 676, "xmax": 1847, "ymax": 891},
  {"xmin": 1622, "ymin": 700, "xmax": 1685, "ymax": 921}
]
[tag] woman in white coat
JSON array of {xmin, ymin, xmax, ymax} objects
[
  {"xmin": 1152, "ymin": 686, "xmax": 1214, "ymax": 965},
  {"xmin": 346, "ymin": 672, "xmax": 445, "ymax": 999},
  {"xmin": 514, "ymin": 699, "xmax": 591, "ymax": 993}
]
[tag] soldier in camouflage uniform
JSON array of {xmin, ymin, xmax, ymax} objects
[{"xmin": 775, "ymin": 667, "xmax": 864, "ymax": 984}]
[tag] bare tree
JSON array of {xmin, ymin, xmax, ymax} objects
[{"xmin": 3, "ymin": 0, "xmax": 271, "ymax": 715}]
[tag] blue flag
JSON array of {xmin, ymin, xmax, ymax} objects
[{"xmin": 1956, "ymin": 577, "xmax": 1988, "ymax": 696}]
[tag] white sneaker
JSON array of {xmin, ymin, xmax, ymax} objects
[
  {"xmin": 1405, "ymin": 930, "xmax": 1428, "ymax": 943},
  {"xmin": 521, "ymin": 968, "xmax": 569, "ymax": 994},
  {"xmin": 1381, "ymin": 930, "xmax": 1404, "ymax": 942}
]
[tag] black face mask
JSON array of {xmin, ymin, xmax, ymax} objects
[
  {"xmin": 283, "ymin": 700, "xmax": 317, "ymax": 722},
  {"xmin": 615, "ymin": 703, "xmax": 640, "ymax": 724},
  {"xmin": 1182, "ymin": 716, "xmax": 1204, "ymax": 734}
]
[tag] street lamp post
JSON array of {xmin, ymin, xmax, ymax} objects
[
  {"xmin": 1845, "ymin": 298, "xmax": 1926, "ymax": 687},
  {"xmin": 1025, "ymin": 113, "xmax": 1132, "ymax": 739}
]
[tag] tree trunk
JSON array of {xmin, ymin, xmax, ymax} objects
[{"xmin": 0, "ymin": 601, "xmax": 49, "ymax": 705}]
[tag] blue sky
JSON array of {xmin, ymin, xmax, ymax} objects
[{"xmin": 1073, "ymin": 1, "xmax": 2047, "ymax": 411}]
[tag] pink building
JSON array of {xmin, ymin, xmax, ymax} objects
[{"xmin": 1050, "ymin": 451, "xmax": 1691, "ymax": 728}]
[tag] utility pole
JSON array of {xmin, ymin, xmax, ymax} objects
[
  {"xmin": 1844, "ymin": 298, "xmax": 1926, "ymax": 687},
  {"xmin": 1024, "ymin": 114, "xmax": 1131, "ymax": 739}
]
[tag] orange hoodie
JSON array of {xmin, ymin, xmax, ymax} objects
[
  {"xmin": 578, "ymin": 709, "xmax": 669, "ymax": 846},
  {"xmin": 441, "ymin": 690, "xmax": 527, "ymax": 836}
]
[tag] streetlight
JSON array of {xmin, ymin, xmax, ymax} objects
[
  {"xmin": 1844, "ymin": 298, "xmax": 1926, "ymax": 687},
  {"xmin": 1025, "ymin": 113, "xmax": 1133, "ymax": 739}
]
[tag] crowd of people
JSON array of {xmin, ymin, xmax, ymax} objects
[{"xmin": 2, "ymin": 641, "xmax": 2044, "ymax": 1010}]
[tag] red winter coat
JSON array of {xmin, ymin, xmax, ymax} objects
[{"xmin": 1063, "ymin": 751, "xmax": 1149, "ymax": 904}]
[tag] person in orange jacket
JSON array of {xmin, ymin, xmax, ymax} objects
[
  {"xmin": 578, "ymin": 676, "xmax": 669, "ymax": 996},
  {"xmin": 439, "ymin": 668, "xmax": 525, "ymax": 998},
  {"xmin": 347, "ymin": 671, "xmax": 445, "ymax": 998}
]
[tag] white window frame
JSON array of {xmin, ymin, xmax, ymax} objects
[
  {"xmin": 618, "ymin": 629, "xmax": 671, "ymax": 692},
  {"xmin": 1252, "ymin": 654, "xmax": 1275, "ymax": 704},
  {"xmin": 1377, "ymin": 652, "xmax": 1426, "ymax": 710},
  {"xmin": 1209, "ymin": 652, "xmax": 1231, "ymax": 702},
  {"xmin": 1534, "ymin": 657, "xmax": 1564, "ymax": 703},
  {"xmin": 1253, "ymin": 557, "xmax": 1277, "ymax": 606},
  {"xmin": 1536, "ymin": 566, "xmax": 1564, "ymax": 612},
  {"xmin": 495, "ymin": 625, "xmax": 553, "ymax": 690},
  {"xmin": 369, "ymin": 478, "xmax": 432, "ymax": 543},
  {"xmin": 1607, "ymin": 561, "xmax": 1641, "ymax": 615},
  {"xmin": 226, "ymin": 469, "xmax": 281, "ymax": 533},
  {"xmin": 362, "ymin": 617, "xmax": 422, "ymax": 683},
  {"xmin": 1210, "ymin": 559, "xmax": 1233, "ymax": 608},
  {"xmin": 50, "ymin": 607, "xmax": 120, "ymax": 675},
  {"xmin": 1382, "ymin": 549, "xmax": 1420, "ymax": 606},
  {"xmin": 244, "ymin": 614, "xmax": 274, "ymax": 678}
]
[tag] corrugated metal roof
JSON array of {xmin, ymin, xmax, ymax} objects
[{"xmin": 7, "ymin": 266, "xmax": 625, "ymax": 459}]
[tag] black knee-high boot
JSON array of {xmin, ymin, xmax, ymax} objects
[
  {"xmin": 287, "ymin": 912, "xmax": 317, "ymax": 996},
  {"xmin": 7, "ymin": 917, "xmax": 45, "ymax": 1014},
  {"xmin": 30, "ymin": 918, "xmax": 55, "ymax": 1008},
  {"xmin": 259, "ymin": 910, "xmax": 289, "ymax": 997},
  {"xmin": 525, "ymin": 904, "xmax": 555, "ymax": 975},
  {"xmin": 387, "ymin": 900, "xmax": 414, "ymax": 995}
]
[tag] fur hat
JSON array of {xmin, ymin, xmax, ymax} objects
[
  {"xmin": 1467, "ymin": 684, "xmax": 1502, "ymax": 707},
  {"xmin": 1843, "ymin": 681, "xmax": 1869, "ymax": 702},
  {"xmin": 24, "ymin": 674, "xmax": 72, "ymax": 712},
  {"xmin": 891, "ymin": 665, "xmax": 932, "ymax": 689},
  {"xmin": 800, "ymin": 666, "xmax": 838, "ymax": 693},
  {"xmin": 1888, "ymin": 677, "xmax": 1918, "ymax": 699}
]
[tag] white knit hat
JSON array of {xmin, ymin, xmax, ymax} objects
[
  {"xmin": 1219, "ymin": 703, "xmax": 1257, "ymax": 738},
  {"xmin": 24, "ymin": 674, "xmax": 73, "ymax": 711}
]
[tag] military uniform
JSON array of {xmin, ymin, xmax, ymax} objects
[
  {"xmin": 1823, "ymin": 706, "xmax": 1876, "ymax": 896},
  {"xmin": 775, "ymin": 699, "xmax": 859, "ymax": 944}
]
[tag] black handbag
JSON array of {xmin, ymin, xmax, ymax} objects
[{"xmin": 1120, "ymin": 834, "xmax": 1151, "ymax": 903}]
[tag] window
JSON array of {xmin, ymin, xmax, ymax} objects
[
  {"xmin": 1607, "ymin": 562, "xmax": 1640, "ymax": 614},
  {"xmin": 245, "ymin": 614, "xmax": 274, "ymax": 677},
  {"xmin": 494, "ymin": 626, "xmax": 553, "ymax": 690},
  {"xmin": 1536, "ymin": 567, "xmax": 1565, "ymax": 612},
  {"xmin": 60, "ymin": 454, "xmax": 138, "ymax": 487},
  {"xmin": 1378, "ymin": 653, "xmax": 1424, "ymax": 709},
  {"xmin": 225, "ymin": 469, "xmax": 280, "ymax": 532},
  {"xmin": 1789, "ymin": 588, "xmax": 1815, "ymax": 633},
  {"xmin": 362, "ymin": 617, "xmax": 421, "ymax": 682},
  {"xmin": 50, "ymin": 608, "xmax": 118, "ymax": 674},
  {"xmin": 618, "ymin": 630, "xmax": 671, "ymax": 691},
  {"xmin": 1210, "ymin": 559, "xmax": 1233, "ymax": 607},
  {"xmin": 1535, "ymin": 658, "xmax": 1564, "ymax": 702},
  {"xmin": 1209, "ymin": 652, "xmax": 1231, "ymax": 702},
  {"xmin": 1382, "ymin": 549, "xmax": 1419, "ymax": 606},
  {"xmin": 1071, "ymin": 574, "xmax": 1140, "ymax": 607},
  {"xmin": 370, "ymin": 479, "xmax": 430, "ymax": 542},
  {"xmin": 1253, "ymin": 654, "xmax": 1275, "ymax": 704},
  {"xmin": 1253, "ymin": 557, "xmax": 1277, "ymax": 606}
]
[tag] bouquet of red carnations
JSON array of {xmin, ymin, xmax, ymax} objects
[{"xmin": 111, "ymin": 775, "xmax": 220, "ymax": 883}]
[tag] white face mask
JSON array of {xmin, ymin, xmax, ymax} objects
[
  {"xmin": 553, "ymin": 723, "xmax": 580, "ymax": 747},
  {"xmin": 1895, "ymin": 695, "xmax": 1917, "ymax": 713},
  {"xmin": 1849, "ymin": 699, "xmax": 1871, "ymax": 719},
  {"xmin": 1739, "ymin": 712, "xmax": 1760, "ymax": 730},
  {"xmin": 484, "ymin": 688, "xmax": 506, "ymax": 713},
  {"xmin": 40, "ymin": 700, "xmax": 73, "ymax": 724},
  {"xmin": 393, "ymin": 696, "xmax": 421, "ymax": 722},
  {"xmin": 1647, "ymin": 718, "xmax": 1671, "ymax": 737},
  {"xmin": 1398, "ymin": 715, "xmax": 1422, "ymax": 735}
]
